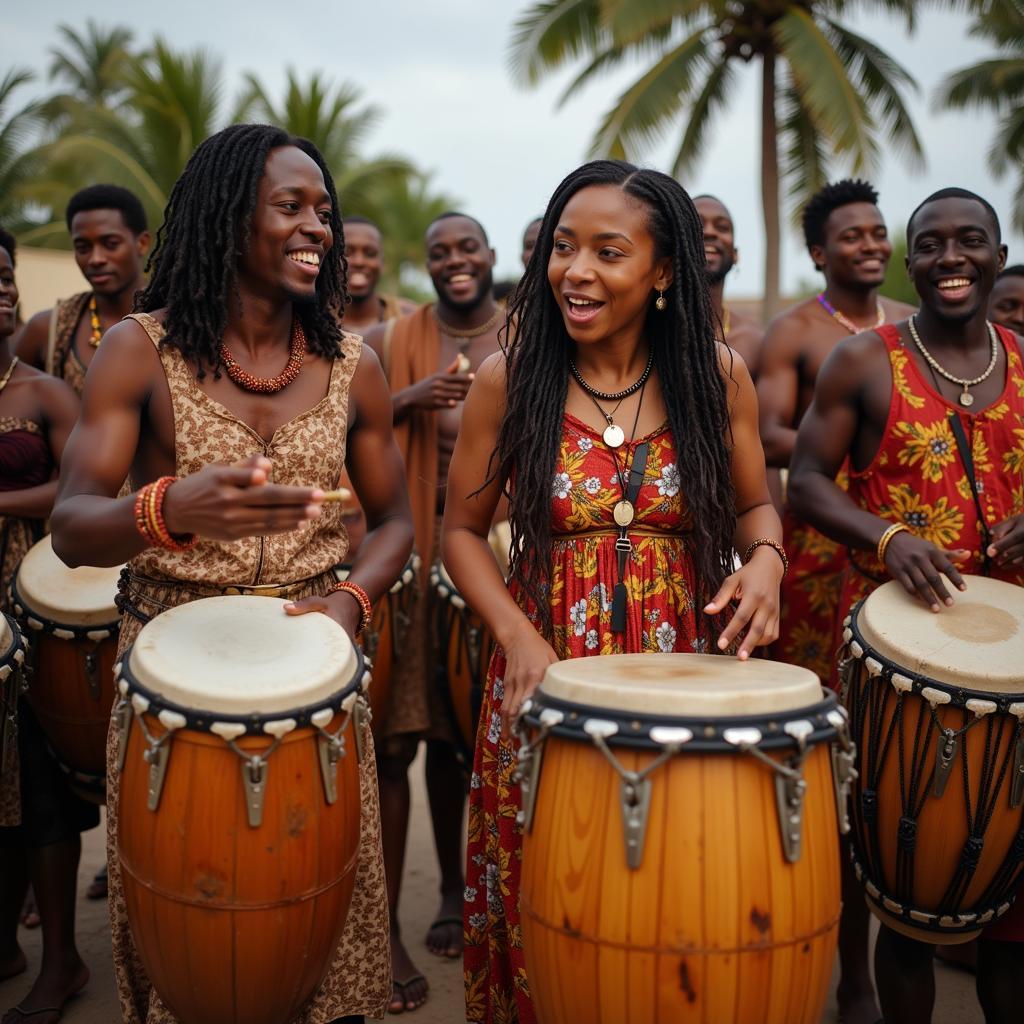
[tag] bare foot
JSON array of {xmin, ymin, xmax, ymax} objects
[
  {"xmin": 18, "ymin": 892, "xmax": 38, "ymax": 931},
  {"xmin": 836, "ymin": 982, "xmax": 882, "ymax": 1024},
  {"xmin": 0, "ymin": 948, "xmax": 26, "ymax": 983},
  {"xmin": 1, "ymin": 959, "xmax": 89, "ymax": 1024},
  {"xmin": 388, "ymin": 931, "xmax": 428, "ymax": 1014},
  {"xmin": 424, "ymin": 890, "xmax": 463, "ymax": 959}
]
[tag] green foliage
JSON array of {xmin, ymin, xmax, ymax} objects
[{"xmin": 881, "ymin": 233, "xmax": 918, "ymax": 305}]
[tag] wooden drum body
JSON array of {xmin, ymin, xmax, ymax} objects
[
  {"xmin": 841, "ymin": 576, "xmax": 1024, "ymax": 943},
  {"xmin": 0, "ymin": 613, "xmax": 28, "ymax": 780},
  {"xmin": 11, "ymin": 536, "xmax": 122, "ymax": 797},
  {"xmin": 334, "ymin": 554, "xmax": 418, "ymax": 735},
  {"xmin": 517, "ymin": 654, "xmax": 851, "ymax": 1024},
  {"xmin": 115, "ymin": 597, "xmax": 369, "ymax": 1024}
]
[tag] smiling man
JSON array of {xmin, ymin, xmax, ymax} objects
[
  {"xmin": 989, "ymin": 264, "xmax": 1024, "ymax": 336},
  {"xmin": 16, "ymin": 185, "xmax": 150, "ymax": 395},
  {"xmin": 340, "ymin": 216, "xmax": 415, "ymax": 336},
  {"xmin": 363, "ymin": 211, "xmax": 502, "ymax": 1014},
  {"xmin": 693, "ymin": 195, "xmax": 764, "ymax": 375},
  {"xmin": 788, "ymin": 186, "xmax": 1024, "ymax": 1024}
]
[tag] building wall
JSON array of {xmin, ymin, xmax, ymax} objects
[{"xmin": 15, "ymin": 247, "xmax": 85, "ymax": 320}]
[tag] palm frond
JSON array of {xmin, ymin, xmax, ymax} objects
[
  {"xmin": 773, "ymin": 9, "xmax": 878, "ymax": 171},
  {"xmin": 988, "ymin": 102, "xmax": 1024, "ymax": 174},
  {"xmin": 669, "ymin": 57, "xmax": 737, "ymax": 179},
  {"xmin": 600, "ymin": 0, "xmax": 700, "ymax": 45},
  {"xmin": 47, "ymin": 134, "xmax": 166, "ymax": 211},
  {"xmin": 508, "ymin": 0, "xmax": 605, "ymax": 87},
  {"xmin": 821, "ymin": 0, "xmax": 918, "ymax": 33},
  {"xmin": 937, "ymin": 57, "xmax": 1024, "ymax": 110},
  {"xmin": 588, "ymin": 28, "xmax": 710, "ymax": 159},
  {"xmin": 778, "ymin": 75, "xmax": 831, "ymax": 222}
]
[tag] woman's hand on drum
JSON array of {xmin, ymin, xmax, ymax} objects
[
  {"xmin": 499, "ymin": 623, "xmax": 559, "ymax": 739},
  {"xmin": 884, "ymin": 532, "xmax": 970, "ymax": 612},
  {"xmin": 989, "ymin": 514, "xmax": 1024, "ymax": 567},
  {"xmin": 704, "ymin": 547, "xmax": 783, "ymax": 659},
  {"xmin": 162, "ymin": 455, "xmax": 324, "ymax": 540},
  {"xmin": 283, "ymin": 590, "xmax": 362, "ymax": 640}
]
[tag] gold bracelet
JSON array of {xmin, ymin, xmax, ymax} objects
[
  {"xmin": 876, "ymin": 523, "xmax": 910, "ymax": 565},
  {"xmin": 743, "ymin": 538, "xmax": 788, "ymax": 578}
]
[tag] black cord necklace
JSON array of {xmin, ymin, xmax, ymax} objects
[{"xmin": 570, "ymin": 350, "xmax": 653, "ymax": 448}]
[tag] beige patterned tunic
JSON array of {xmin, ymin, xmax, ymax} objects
[
  {"xmin": 107, "ymin": 313, "xmax": 389, "ymax": 1022},
  {"xmin": 49, "ymin": 292, "xmax": 92, "ymax": 396}
]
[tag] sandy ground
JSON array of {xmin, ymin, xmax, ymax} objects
[{"xmin": 1, "ymin": 746, "xmax": 983, "ymax": 1024}]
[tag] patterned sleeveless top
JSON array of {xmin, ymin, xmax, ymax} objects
[
  {"xmin": 49, "ymin": 293, "xmax": 92, "ymax": 396},
  {"xmin": 126, "ymin": 312, "xmax": 362, "ymax": 587}
]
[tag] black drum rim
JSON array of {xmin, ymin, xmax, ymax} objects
[{"xmin": 9, "ymin": 574, "xmax": 120, "ymax": 643}]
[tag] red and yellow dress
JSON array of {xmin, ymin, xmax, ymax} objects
[
  {"xmin": 834, "ymin": 322, "xmax": 1024, "ymax": 941},
  {"xmin": 463, "ymin": 413, "xmax": 720, "ymax": 1024}
]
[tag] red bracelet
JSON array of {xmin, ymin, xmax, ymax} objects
[
  {"xmin": 327, "ymin": 580, "xmax": 373, "ymax": 637},
  {"xmin": 134, "ymin": 477, "xmax": 198, "ymax": 552}
]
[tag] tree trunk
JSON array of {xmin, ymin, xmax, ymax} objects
[{"xmin": 760, "ymin": 49, "xmax": 781, "ymax": 320}]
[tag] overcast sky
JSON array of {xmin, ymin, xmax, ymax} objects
[{"xmin": 4, "ymin": 1, "xmax": 1020, "ymax": 296}]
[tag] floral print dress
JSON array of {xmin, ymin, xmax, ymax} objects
[{"xmin": 463, "ymin": 413, "xmax": 719, "ymax": 1024}]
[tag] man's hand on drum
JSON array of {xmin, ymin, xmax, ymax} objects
[
  {"xmin": 162, "ymin": 455, "xmax": 323, "ymax": 540},
  {"xmin": 498, "ymin": 621, "xmax": 559, "ymax": 739},
  {"xmin": 404, "ymin": 357, "xmax": 474, "ymax": 410},
  {"xmin": 884, "ymin": 530, "xmax": 970, "ymax": 612},
  {"xmin": 284, "ymin": 589, "xmax": 363, "ymax": 641},
  {"xmin": 989, "ymin": 514, "xmax": 1024, "ymax": 567},
  {"xmin": 704, "ymin": 547, "xmax": 784, "ymax": 660}
]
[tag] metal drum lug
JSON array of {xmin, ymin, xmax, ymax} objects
[
  {"xmin": 241, "ymin": 755, "xmax": 268, "ymax": 828},
  {"xmin": 620, "ymin": 775, "xmax": 653, "ymax": 870},
  {"xmin": 144, "ymin": 742, "xmax": 170, "ymax": 812}
]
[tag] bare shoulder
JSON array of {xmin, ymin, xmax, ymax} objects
[
  {"xmin": 476, "ymin": 350, "xmax": 508, "ymax": 391},
  {"xmin": 397, "ymin": 298, "xmax": 418, "ymax": 316},
  {"xmin": 716, "ymin": 341, "xmax": 753, "ymax": 401},
  {"xmin": 819, "ymin": 327, "xmax": 889, "ymax": 390},
  {"xmin": 362, "ymin": 321, "xmax": 386, "ymax": 354},
  {"xmin": 13, "ymin": 308, "xmax": 52, "ymax": 359},
  {"xmin": 881, "ymin": 296, "xmax": 917, "ymax": 319},
  {"xmin": 761, "ymin": 298, "xmax": 817, "ymax": 353}
]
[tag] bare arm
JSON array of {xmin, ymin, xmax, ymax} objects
[
  {"xmin": 756, "ymin": 319, "xmax": 803, "ymax": 468},
  {"xmin": 13, "ymin": 310, "xmax": 50, "ymax": 370}
]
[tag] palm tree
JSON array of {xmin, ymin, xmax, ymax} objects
[
  {"xmin": 936, "ymin": 0, "xmax": 1024, "ymax": 232},
  {"xmin": 509, "ymin": 0, "xmax": 924, "ymax": 315},
  {"xmin": 0, "ymin": 69, "xmax": 44, "ymax": 229},
  {"xmin": 48, "ymin": 21, "xmax": 135, "ymax": 108}
]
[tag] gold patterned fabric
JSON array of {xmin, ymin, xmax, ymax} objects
[
  {"xmin": 50, "ymin": 292, "xmax": 92, "ymax": 395},
  {"xmin": 106, "ymin": 313, "xmax": 389, "ymax": 1022}
]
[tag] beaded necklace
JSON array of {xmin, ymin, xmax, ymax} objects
[
  {"xmin": 88, "ymin": 294, "xmax": 103, "ymax": 347},
  {"xmin": 816, "ymin": 292, "xmax": 885, "ymax": 334},
  {"xmin": 220, "ymin": 319, "xmax": 306, "ymax": 394}
]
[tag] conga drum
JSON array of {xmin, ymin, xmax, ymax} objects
[
  {"xmin": 431, "ymin": 522, "xmax": 509, "ymax": 765},
  {"xmin": 10, "ymin": 536, "xmax": 122, "ymax": 798},
  {"xmin": 0, "ymin": 612, "xmax": 28, "ymax": 782},
  {"xmin": 517, "ymin": 653, "xmax": 851, "ymax": 1024},
  {"xmin": 841, "ymin": 576, "xmax": 1024, "ymax": 943},
  {"xmin": 115, "ymin": 596, "xmax": 368, "ymax": 1024},
  {"xmin": 333, "ymin": 553, "xmax": 419, "ymax": 734}
]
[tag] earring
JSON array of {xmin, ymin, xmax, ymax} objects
[{"xmin": 655, "ymin": 290, "xmax": 667, "ymax": 311}]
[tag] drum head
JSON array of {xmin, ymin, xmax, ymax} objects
[
  {"xmin": 857, "ymin": 576, "xmax": 1024, "ymax": 692},
  {"xmin": 15, "ymin": 536, "xmax": 122, "ymax": 627},
  {"xmin": 540, "ymin": 653, "xmax": 822, "ymax": 716},
  {"xmin": 128, "ymin": 596, "xmax": 358, "ymax": 714}
]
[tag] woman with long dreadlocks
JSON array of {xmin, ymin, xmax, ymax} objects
[
  {"xmin": 50, "ymin": 124, "xmax": 413, "ymax": 1023},
  {"xmin": 442, "ymin": 161, "xmax": 785, "ymax": 1023}
]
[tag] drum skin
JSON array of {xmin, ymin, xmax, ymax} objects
[
  {"xmin": 26, "ymin": 633, "xmax": 116, "ymax": 785},
  {"xmin": 521, "ymin": 737, "xmax": 840, "ymax": 1024},
  {"xmin": 118, "ymin": 712, "xmax": 361, "ymax": 1024}
]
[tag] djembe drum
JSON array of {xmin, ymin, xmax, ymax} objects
[
  {"xmin": 10, "ymin": 536, "xmax": 122, "ymax": 798},
  {"xmin": 333, "ymin": 553, "xmax": 418, "ymax": 734},
  {"xmin": 841, "ymin": 576, "xmax": 1024, "ymax": 943},
  {"xmin": 115, "ymin": 597, "xmax": 368, "ymax": 1024},
  {"xmin": 517, "ymin": 653, "xmax": 851, "ymax": 1024},
  {"xmin": 0, "ymin": 612, "xmax": 28, "ymax": 785},
  {"xmin": 431, "ymin": 522, "xmax": 510, "ymax": 765}
]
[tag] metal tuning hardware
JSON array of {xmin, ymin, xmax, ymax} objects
[
  {"xmin": 352, "ymin": 699, "xmax": 368, "ymax": 764},
  {"xmin": 317, "ymin": 732, "xmax": 345, "ymax": 806},
  {"xmin": 775, "ymin": 766, "xmax": 809, "ymax": 864},
  {"xmin": 514, "ymin": 705, "xmax": 557, "ymax": 832},
  {"xmin": 240, "ymin": 753, "xmax": 269, "ymax": 828},
  {"xmin": 830, "ymin": 717, "xmax": 858, "ymax": 835},
  {"xmin": 620, "ymin": 776, "xmax": 654, "ymax": 871},
  {"xmin": 144, "ymin": 741, "xmax": 170, "ymax": 812},
  {"xmin": 933, "ymin": 729, "xmax": 959, "ymax": 799},
  {"xmin": 114, "ymin": 698, "xmax": 133, "ymax": 773},
  {"xmin": 1011, "ymin": 732, "xmax": 1024, "ymax": 810},
  {"xmin": 85, "ymin": 650, "xmax": 101, "ymax": 701}
]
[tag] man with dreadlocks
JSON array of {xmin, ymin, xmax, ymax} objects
[
  {"xmin": 693, "ymin": 194, "xmax": 764, "ymax": 376},
  {"xmin": 757, "ymin": 177, "xmax": 913, "ymax": 1024},
  {"xmin": 442, "ymin": 160, "xmax": 784, "ymax": 1024},
  {"xmin": 16, "ymin": 185, "xmax": 150, "ymax": 396},
  {"xmin": 50, "ymin": 124, "xmax": 413, "ymax": 1024},
  {"xmin": 361, "ymin": 212, "xmax": 502, "ymax": 1014},
  {"xmin": 789, "ymin": 186, "xmax": 1024, "ymax": 1024}
]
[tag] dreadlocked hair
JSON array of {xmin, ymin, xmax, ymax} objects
[
  {"xmin": 497, "ymin": 159, "xmax": 736, "ymax": 638},
  {"xmin": 136, "ymin": 123, "xmax": 349, "ymax": 378}
]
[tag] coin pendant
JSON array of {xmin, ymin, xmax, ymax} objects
[
  {"xmin": 603, "ymin": 423, "xmax": 625, "ymax": 448},
  {"xmin": 613, "ymin": 500, "xmax": 635, "ymax": 527},
  {"xmin": 959, "ymin": 390, "xmax": 974, "ymax": 407},
  {"xmin": 456, "ymin": 353, "xmax": 471, "ymax": 374}
]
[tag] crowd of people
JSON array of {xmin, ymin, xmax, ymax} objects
[{"xmin": 0, "ymin": 119, "xmax": 1021, "ymax": 1024}]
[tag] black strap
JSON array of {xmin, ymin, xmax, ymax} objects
[
  {"xmin": 611, "ymin": 441, "xmax": 650, "ymax": 632},
  {"xmin": 948, "ymin": 411, "xmax": 991, "ymax": 571}
]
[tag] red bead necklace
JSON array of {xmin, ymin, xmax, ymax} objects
[{"xmin": 220, "ymin": 319, "xmax": 306, "ymax": 394}]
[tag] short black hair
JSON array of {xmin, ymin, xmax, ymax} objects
[
  {"xmin": 428, "ymin": 211, "xmax": 490, "ymax": 247},
  {"xmin": 802, "ymin": 179, "xmax": 880, "ymax": 252},
  {"xmin": 0, "ymin": 225, "xmax": 15, "ymax": 266},
  {"xmin": 65, "ymin": 184, "xmax": 148, "ymax": 235},
  {"xmin": 999, "ymin": 264, "xmax": 1024, "ymax": 279},
  {"xmin": 343, "ymin": 215, "xmax": 380, "ymax": 232},
  {"xmin": 906, "ymin": 187, "xmax": 1001, "ymax": 246}
]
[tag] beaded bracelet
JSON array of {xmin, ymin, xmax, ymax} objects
[
  {"xmin": 133, "ymin": 477, "xmax": 198, "ymax": 552},
  {"xmin": 876, "ymin": 522, "xmax": 911, "ymax": 566},
  {"xmin": 327, "ymin": 580, "xmax": 373, "ymax": 637},
  {"xmin": 743, "ymin": 537, "xmax": 789, "ymax": 578}
]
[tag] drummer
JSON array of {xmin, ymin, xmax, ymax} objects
[
  {"xmin": 49, "ymin": 125, "xmax": 413, "ymax": 1024},
  {"xmin": 788, "ymin": 187, "xmax": 1024, "ymax": 1022},
  {"xmin": 0, "ymin": 228, "xmax": 90, "ymax": 1023},
  {"xmin": 442, "ymin": 161, "xmax": 784, "ymax": 1024}
]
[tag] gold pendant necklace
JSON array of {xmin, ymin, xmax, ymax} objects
[
  {"xmin": 0, "ymin": 357, "xmax": 19, "ymax": 394},
  {"xmin": 907, "ymin": 315, "xmax": 998, "ymax": 408}
]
